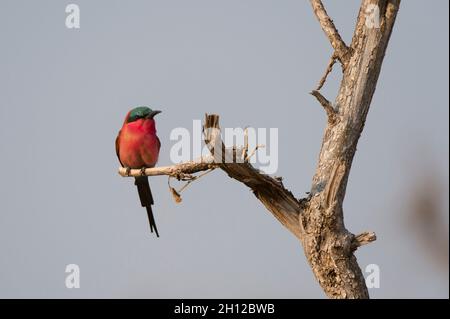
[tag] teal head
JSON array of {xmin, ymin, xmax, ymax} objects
[{"xmin": 126, "ymin": 106, "xmax": 161, "ymax": 123}]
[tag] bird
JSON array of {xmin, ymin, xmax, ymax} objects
[{"xmin": 116, "ymin": 106, "xmax": 162, "ymax": 237}]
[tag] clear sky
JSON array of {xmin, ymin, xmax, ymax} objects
[{"xmin": 0, "ymin": 0, "xmax": 448, "ymax": 298}]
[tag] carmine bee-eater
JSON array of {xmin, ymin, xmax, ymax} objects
[{"xmin": 116, "ymin": 106, "xmax": 162, "ymax": 237}]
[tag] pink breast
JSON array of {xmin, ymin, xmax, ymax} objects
[{"xmin": 119, "ymin": 119, "xmax": 160, "ymax": 168}]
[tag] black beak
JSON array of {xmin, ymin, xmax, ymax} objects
[{"xmin": 146, "ymin": 110, "xmax": 162, "ymax": 119}]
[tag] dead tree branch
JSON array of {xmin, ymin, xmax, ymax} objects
[
  {"xmin": 316, "ymin": 54, "xmax": 337, "ymax": 90},
  {"xmin": 310, "ymin": 0, "xmax": 351, "ymax": 65},
  {"xmin": 117, "ymin": 0, "xmax": 400, "ymax": 298},
  {"xmin": 303, "ymin": 0, "xmax": 400, "ymax": 298},
  {"xmin": 118, "ymin": 157, "xmax": 218, "ymax": 178},
  {"xmin": 310, "ymin": 90, "xmax": 337, "ymax": 124}
]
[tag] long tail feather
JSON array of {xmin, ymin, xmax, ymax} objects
[
  {"xmin": 135, "ymin": 176, "xmax": 159, "ymax": 237},
  {"xmin": 146, "ymin": 205, "xmax": 159, "ymax": 237}
]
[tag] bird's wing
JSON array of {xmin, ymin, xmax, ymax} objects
[
  {"xmin": 157, "ymin": 135, "xmax": 161, "ymax": 151},
  {"xmin": 115, "ymin": 130, "xmax": 124, "ymax": 167}
]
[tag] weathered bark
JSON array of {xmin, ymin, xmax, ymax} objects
[
  {"xmin": 304, "ymin": 0, "xmax": 400, "ymax": 297},
  {"xmin": 118, "ymin": 0, "xmax": 400, "ymax": 298}
]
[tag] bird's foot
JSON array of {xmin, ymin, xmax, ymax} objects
[
  {"xmin": 125, "ymin": 167, "xmax": 131, "ymax": 176},
  {"xmin": 140, "ymin": 167, "xmax": 147, "ymax": 176}
]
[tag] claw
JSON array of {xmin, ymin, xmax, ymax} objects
[
  {"xmin": 140, "ymin": 167, "xmax": 147, "ymax": 176},
  {"xmin": 125, "ymin": 167, "xmax": 131, "ymax": 176}
]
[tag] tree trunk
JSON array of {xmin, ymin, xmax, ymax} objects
[{"xmin": 119, "ymin": 0, "xmax": 401, "ymax": 298}]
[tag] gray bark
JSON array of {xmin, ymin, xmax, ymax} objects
[{"xmin": 119, "ymin": 0, "xmax": 401, "ymax": 298}]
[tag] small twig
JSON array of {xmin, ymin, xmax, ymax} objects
[
  {"xmin": 245, "ymin": 144, "xmax": 265, "ymax": 162},
  {"xmin": 179, "ymin": 169, "xmax": 213, "ymax": 192},
  {"xmin": 316, "ymin": 54, "xmax": 337, "ymax": 91},
  {"xmin": 168, "ymin": 178, "xmax": 182, "ymax": 203},
  {"xmin": 310, "ymin": 90, "xmax": 337, "ymax": 124},
  {"xmin": 352, "ymin": 231, "xmax": 377, "ymax": 251},
  {"xmin": 241, "ymin": 127, "xmax": 249, "ymax": 161},
  {"xmin": 168, "ymin": 169, "xmax": 215, "ymax": 203},
  {"xmin": 309, "ymin": 0, "xmax": 350, "ymax": 65}
]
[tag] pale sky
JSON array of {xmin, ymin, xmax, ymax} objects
[{"xmin": 0, "ymin": 0, "xmax": 448, "ymax": 298}]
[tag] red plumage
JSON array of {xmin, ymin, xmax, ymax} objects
[
  {"xmin": 116, "ymin": 108, "xmax": 161, "ymax": 237},
  {"xmin": 116, "ymin": 112, "xmax": 160, "ymax": 169}
]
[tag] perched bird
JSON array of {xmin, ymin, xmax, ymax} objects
[{"xmin": 116, "ymin": 106, "xmax": 162, "ymax": 237}]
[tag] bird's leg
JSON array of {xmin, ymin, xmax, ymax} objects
[
  {"xmin": 125, "ymin": 167, "xmax": 131, "ymax": 176},
  {"xmin": 140, "ymin": 167, "xmax": 147, "ymax": 176}
]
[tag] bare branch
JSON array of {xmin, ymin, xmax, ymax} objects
[
  {"xmin": 310, "ymin": 90, "xmax": 337, "ymax": 124},
  {"xmin": 352, "ymin": 231, "xmax": 377, "ymax": 250},
  {"xmin": 316, "ymin": 54, "xmax": 337, "ymax": 91},
  {"xmin": 118, "ymin": 115, "xmax": 302, "ymax": 238},
  {"xmin": 118, "ymin": 157, "xmax": 218, "ymax": 178},
  {"xmin": 304, "ymin": 0, "xmax": 401, "ymax": 298},
  {"xmin": 203, "ymin": 114, "xmax": 303, "ymax": 238},
  {"xmin": 168, "ymin": 168, "xmax": 215, "ymax": 203},
  {"xmin": 310, "ymin": 0, "xmax": 351, "ymax": 65},
  {"xmin": 117, "ymin": 0, "xmax": 400, "ymax": 299}
]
